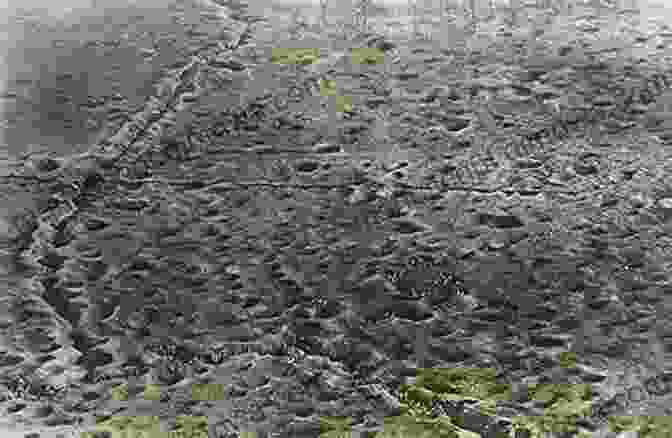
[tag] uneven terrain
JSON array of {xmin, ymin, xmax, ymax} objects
[{"xmin": 2, "ymin": 0, "xmax": 672, "ymax": 437}]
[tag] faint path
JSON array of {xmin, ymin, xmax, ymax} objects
[{"xmin": 0, "ymin": 0, "xmax": 245, "ymax": 300}]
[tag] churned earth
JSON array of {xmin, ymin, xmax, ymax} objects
[
  {"xmin": 0, "ymin": 0, "xmax": 246, "ymax": 159},
  {"xmin": 3, "ymin": 0, "xmax": 672, "ymax": 437}
]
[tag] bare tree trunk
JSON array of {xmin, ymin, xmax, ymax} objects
[
  {"xmin": 320, "ymin": 0, "xmax": 329, "ymax": 27},
  {"xmin": 360, "ymin": 0, "xmax": 370, "ymax": 34},
  {"xmin": 527, "ymin": 17, "xmax": 537, "ymax": 58}
]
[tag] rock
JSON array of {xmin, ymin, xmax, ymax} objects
[
  {"xmin": 529, "ymin": 332, "xmax": 572, "ymax": 348},
  {"xmin": 366, "ymin": 35, "xmax": 397, "ymax": 53},
  {"xmin": 311, "ymin": 143, "xmax": 342, "ymax": 154},
  {"xmin": 139, "ymin": 47, "xmax": 156, "ymax": 57},
  {"xmin": 83, "ymin": 215, "xmax": 111, "ymax": 232},
  {"xmin": 389, "ymin": 217, "xmax": 433, "ymax": 234},
  {"xmin": 475, "ymin": 211, "xmax": 524, "ymax": 229},
  {"xmin": 109, "ymin": 197, "xmax": 149, "ymax": 211},
  {"xmin": 394, "ymin": 70, "xmax": 420, "ymax": 80},
  {"xmin": 442, "ymin": 116, "xmax": 471, "ymax": 132},
  {"xmin": 293, "ymin": 160, "xmax": 320, "ymax": 173},
  {"xmin": 572, "ymin": 364, "xmax": 609, "ymax": 383}
]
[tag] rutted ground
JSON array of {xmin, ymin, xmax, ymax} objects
[{"xmin": 2, "ymin": 1, "xmax": 672, "ymax": 437}]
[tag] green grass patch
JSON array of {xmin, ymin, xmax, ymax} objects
[
  {"xmin": 608, "ymin": 415, "xmax": 672, "ymax": 437},
  {"xmin": 318, "ymin": 78, "xmax": 353, "ymax": 113},
  {"xmin": 319, "ymin": 416, "xmax": 356, "ymax": 438},
  {"xmin": 318, "ymin": 78, "xmax": 338, "ymax": 96},
  {"xmin": 101, "ymin": 365, "xmax": 668, "ymax": 437},
  {"xmin": 92, "ymin": 415, "xmax": 164, "ymax": 438},
  {"xmin": 324, "ymin": 366, "xmax": 612, "ymax": 438},
  {"xmin": 191, "ymin": 383, "xmax": 226, "ymax": 401},
  {"xmin": 86, "ymin": 415, "xmax": 209, "ymax": 438},
  {"xmin": 143, "ymin": 384, "xmax": 163, "ymax": 401},
  {"xmin": 349, "ymin": 47, "xmax": 386, "ymax": 65},
  {"xmin": 557, "ymin": 351, "xmax": 578, "ymax": 369},
  {"xmin": 377, "ymin": 413, "xmax": 477, "ymax": 438},
  {"xmin": 327, "ymin": 94, "xmax": 354, "ymax": 114},
  {"xmin": 171, "ymin": 415, "xmax": 209, "ymax": 438},
  {"xmin": 319, "ymin": 78, "xmax": 353, "ymax": 112},
  {"xmin": 111, "ymin": 383, "xmax": 130, "ymax": 401},
  {"xmin": 399, "ymin": 367, "xmax": 513, "ymax": 418},
  {"xmin": 319, "ymin": 368, "xmax": 514, "ymax": 437},
  {"xmin": 270, "ymin": 47, "xmax": 322, "ymax": 65},
  {"xmin": 110, "ymin": 382, "xmax": 225, "ymax": 403}
]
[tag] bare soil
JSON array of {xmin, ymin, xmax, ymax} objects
[{"xmin": 2, "ymin": 1, "xmax": 672, "ymax": 437}]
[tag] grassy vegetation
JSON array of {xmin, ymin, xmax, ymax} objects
[
  {"xmin": 81, "ymin": 415, "xmax": 209, "ymax": 438},
  {"xmin": 90, "ymin": 364, "xmax": 672, "ymax": 437}
]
